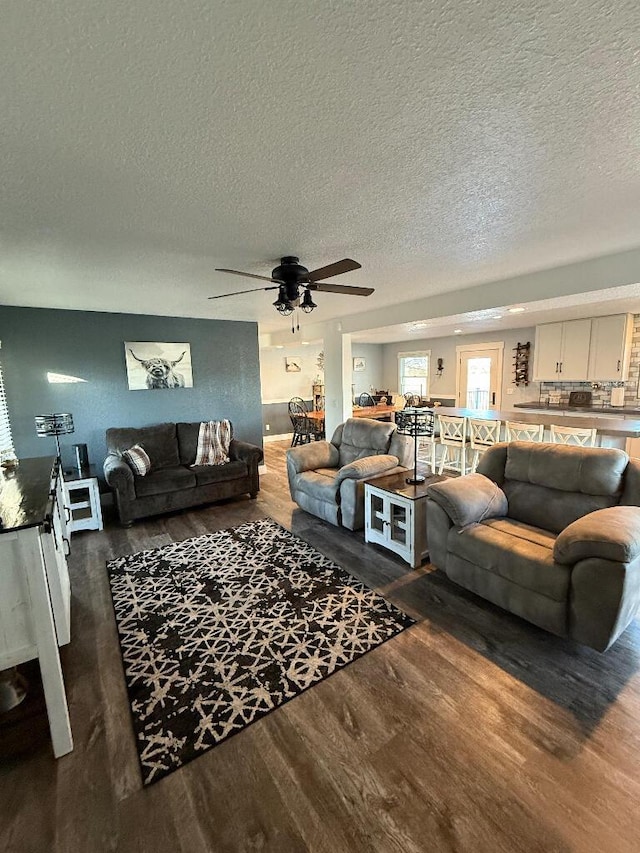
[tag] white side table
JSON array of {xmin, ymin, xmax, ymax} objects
[
  {"xmin": 365, "ymin": 471, "xmax": 446, "ymax": 568},
  {"xmin": 63, "ymin": 466, "xmax": 103, "ymax": 533}
]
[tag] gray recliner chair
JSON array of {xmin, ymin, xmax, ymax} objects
[
  {"xmin": 426, "ymin": 441, "xmax": 640, "ymax": 652},
  {"xmin": 287, "ymin": 418, "xmax": 414, "ymax": 530}
]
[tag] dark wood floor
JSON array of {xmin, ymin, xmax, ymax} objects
[{"xmin": 2, "ymin": 441, "xmax": 640, "ymax": 852}]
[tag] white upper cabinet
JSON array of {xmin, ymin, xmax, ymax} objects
[
  {"xmin": 534, "ymin": 314, "xmax": 634, "ymax": 382},
  {"xmin": 533, "ymin": 319, "xmax": 591, "ymax": 381},
  {"xmin": 588, "ymin": 314, "xmax": 633, "ymax": 380},
  {"xmin": 533, "ymin": 323, "xmax": 563, "ymax": 380}
]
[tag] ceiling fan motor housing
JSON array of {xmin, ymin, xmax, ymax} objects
[{"xmin": 272, "ymin": 256, "xmax": 309, "ymax": 301}]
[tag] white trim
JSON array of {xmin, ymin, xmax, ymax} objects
[
  {"xmin": 264, "ymin": 433, "xmax": 293, "ymax": 443},
  {"xmin": 397, "ymin": 349, "xmax": 431, "ymax": 398},
  {"xmin": 455, "ymin": 341, "xmax": 505, "ymax": 354},
  {"xmin": 258, "ymin": 463, "xmax": 267, "ymax": 474},
  {"xmin": 262, "ymin": 397, "xmax": 312, "ymax": 405},
  {"xmin": 455, "ymin": 342, "xmax": 505, "ymax": 409}
]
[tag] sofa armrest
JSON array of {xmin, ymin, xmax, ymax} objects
[
  {"xmin": 103, "ymin": 454, "xmax": 135, "ymax": 500},
  {"xmin": 426, "ymin": 473, "xmax": 508, "ymax": 528},
  {"xmin": 554, "ymin": 506, "xmax": 640, "ymax": 566},
  {"xmin": 286, "ymin": 441, "xmax": 339, "ymax": 475},
  {"xmin": 335, "ymin": 454, "xmax": 399, "ymax": 485},
  {"xmin": 229, "ymin": 438, "xmax": 263, "ymax": 467}
]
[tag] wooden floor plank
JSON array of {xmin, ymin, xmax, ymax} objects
[{"xmin": 2, "ymin": 440, "xmax": 640, "ymax": 852}]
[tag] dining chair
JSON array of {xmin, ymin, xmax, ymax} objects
[
  {"xmin": 468, "ymin": 418, "xmax": 502, "ymax": 472},
  {"xmin": 505, "ymin": 421, "xmax": 545, "ymax": 442},
  {"xmin": 437, "ymin": 414, "xmax": 468, "ymax": 475},
  {"xmin": 550, "ymin": 424, "xmax": 598, "ymax": 447},
  {"xmin": 357, "ymin": 392, "xmax": 376, "ymax": 407},
  {"xmin": 288, "ymin": 399, "xmax": 315, "ymax": 446},
  {"xmin": 404, "ymin": 393, "xmax": 421, "ymax": 407}
]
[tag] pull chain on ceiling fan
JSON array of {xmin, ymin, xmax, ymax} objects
[{"xmin": 209, "ymin": 256, "xmax": 373, "ymax": 325}]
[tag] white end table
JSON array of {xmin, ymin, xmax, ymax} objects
[
  {"xmin": 365, "ymin": 471, "xmax": 447, "ymax": 568},
  {"xmin": 63, "ymin": 466, "xmax": 103, "ymax": 533}
]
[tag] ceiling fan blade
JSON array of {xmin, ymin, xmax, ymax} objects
[
  {"xmin": 307, "ymin": 258, "xmax": 362, "ymax": 282},
  {"xmin": 308, "ymin": 282, "xmax": 374, "ymax": 296},
  {"xmin": 215, "ymin": 268, "xmax": 277, "ymax": 283},
  {"xmin": 208, "ymin": 285, "xmax": 279, "ymax": 300}
]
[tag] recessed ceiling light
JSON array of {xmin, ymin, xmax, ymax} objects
[
  {"xmin": 411, "ymin": 322, "xmax": 428, "ymax": 329},
  {"xmin": 454, "ymin": 329, "xmax": 463, "ymax": 334},
  {"xmin": 509, "ymin": 307, "xmax": 526, "ymax": 313},
  {"xmin": 492, "ymin": 315, "xmax": 503, "ymax": 320},
  {"xmin": 275, "ymin": 345, "xmax": 284, "ymax": 349},
  {"xmin": 301, "ymin": 341, "xmax": 310, "ymax": 346}
]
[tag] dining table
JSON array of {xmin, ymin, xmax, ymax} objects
[{"xmin": 306, "ymin": 404, "xmax": 404, "ymax": 425}]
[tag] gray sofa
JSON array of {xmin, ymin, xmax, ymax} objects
[
  {"xmin": 104, "ymin": 421, "xmax": 263, "ymax": 526},
  {"xmin": 426, "ymin": 441, "xmax": 640, "ymax": 652},
  {"xmin": 287, "ymin": 417, "xmax": 414, "ymax": 530}
]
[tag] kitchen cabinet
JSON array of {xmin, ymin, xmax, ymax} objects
[
  {"xmin": 0, "ymin": 457, "xmax": 73, "ymax": 757},
  {"xmin": 533, "ymin": 319, "xmax": 591, "ymax": 381},
  {"xmin": 588, "ymin": 314, "xmax": 633, "ymax": 380}
]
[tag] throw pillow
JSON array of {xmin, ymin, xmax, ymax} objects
[
  {"xmin": 193, "ymin": 419, "xmax": 232, "ymax": 466},
  {"xmin": 122, "ymin": 444, "xmax": 151, "ymax": 477}
]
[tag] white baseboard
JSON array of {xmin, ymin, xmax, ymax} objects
[
  {"xmin": 264, "ymin": 433, "xmax": 292, "ymax": 443},
  {"xmin": 258, "ymin": 463, "xmax": 267, "ymax": 474}
]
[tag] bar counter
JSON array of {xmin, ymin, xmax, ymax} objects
[{"xmin": 433, "ymin": 407, "xmax": 640, "ymax": 439}]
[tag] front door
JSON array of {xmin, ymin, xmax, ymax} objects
[{"xmin": 457, "ymin": 345, "xmax": 503, "ymax": 410}]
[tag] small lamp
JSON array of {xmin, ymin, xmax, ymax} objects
[
  {"xmin": 395, "ymin": 407, "xmax": 435, "ymax": 485},
  {"xmin": 34, "ymin": 412, "xmax": 74, "ymax": 459}
]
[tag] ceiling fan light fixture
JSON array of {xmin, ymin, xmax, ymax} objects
[
  {"xmin": 273, "ymin": 287, "xmax": 294, "ymax": 316},
  {"xmin": 300, "ymin": 289, "xmax": 317, "ymax": 313}
]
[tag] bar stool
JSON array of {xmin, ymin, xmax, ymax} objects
[
  {"xmin": 550, "ymin": 424, "xmax": 597, "ymax": 447},
  {"xmin": 468, "ymin": 419, "xmax": 502, "ymax": 472},
  {"xmin": 437, "ymin": 415, "xmax": 468, "ymax": 475},
  {"xmin": 505, "ymin": 421, "xmax": 544, "ymax": 442}
]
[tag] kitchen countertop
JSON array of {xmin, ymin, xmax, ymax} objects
[
  {"xmin": 0, "ymin": 456, "xmax": 56, "ymax": 533},
  {"xmin": 514, "ymin": 401, "xmax": 640, "ymax": 415},
  {"xmin": 433, "ymin": 407, "xmax": 640, "ymax": 438}
]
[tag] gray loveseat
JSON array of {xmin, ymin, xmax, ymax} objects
[
  {"xmin": 104, "ymin": 422, "xmax": 263, "ymax": 526},
  {"xmin": 287, "ymin": 417, "xmax": 413, "ymax": 530},
  {"xmin": 426, "ymin": 441, "xmax": 640, "ymax": 652}
]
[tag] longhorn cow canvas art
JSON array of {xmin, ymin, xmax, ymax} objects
[{"xmin": 124, "ymin": 342, "xmax": 193, "ymax": 390}]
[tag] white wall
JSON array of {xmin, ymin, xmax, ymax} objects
[
  {"xmin": 382, "ymin": 326, "xmax": 540, "ymax": 406},
  {"xmin": 260, "ymin": 341, "xmax": 385, "ymax": 404}
]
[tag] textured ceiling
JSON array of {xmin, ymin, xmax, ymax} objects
[{"xmin": 2, "ymin": 1, "xmax": 640, "ymax": 332}]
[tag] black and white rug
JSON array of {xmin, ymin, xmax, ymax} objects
[{"xmin": 107, "ymin": 517, "xmax": 414, "ymax": 784}]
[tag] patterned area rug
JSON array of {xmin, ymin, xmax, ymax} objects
[{"xmin": 107, "ymin": 517, "xmax": 414, "ymax": 785}]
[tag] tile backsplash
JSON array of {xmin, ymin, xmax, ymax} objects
[{"xmin": 539, "ymin": 314, "xmax": 640, "ymax": 407}]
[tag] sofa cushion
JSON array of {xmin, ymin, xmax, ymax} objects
[
  {"xmin": 134, "ymin": 466, "xmax": 196, "ymax": 498},
  {"xmin": 554, "ymin": 506, "xmax": 640, "ymax": 565},
  {"xmin": 107, "ymin": 423, "xmax": 180, "ymax": 470},
  {"xmin": 504, "ymin": 442, "xmax": 628, "ymax": 496},
  {"xmin": 336, "ymin": 418, "xmax": 396, "ymax": 466},
  {"xmin": 427, "ymin": 473, "xmax": 507, "ymax": 528},
  {"xmin": 192, "ymin": 460, "xmax": 248, "ymax": 487},
  {"xmin": 293, "ymin": 469, "xmax": 339, "ymax": 504},
  {"xmin": 503, "ymin": 480, "xmax": 618, "ymax": 536},
  {"xmin": 448, "ymin": 518, "xmax": 570, "ymax": 602}
]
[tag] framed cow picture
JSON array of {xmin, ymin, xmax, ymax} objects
[{"xmin": 124, "ymin": 342, "xmax": 194, "ymax": 390}]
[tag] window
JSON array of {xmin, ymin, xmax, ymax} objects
[
  {"xmin": 0, "ymin": 354, "xmax": 15, "ymax": 460},
  {"xmin": 398, "ymin": 351, "xmax": 430, "ymax": 397}
]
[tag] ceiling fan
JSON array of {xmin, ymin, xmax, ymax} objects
[{"xmin": 209, "ymin": 256, "xmax": 373, "ymax": 317}]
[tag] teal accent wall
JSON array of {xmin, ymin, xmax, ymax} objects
[{"xmin": 0, "ymin": 305, "xmax": 262, "ymax": 471}]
